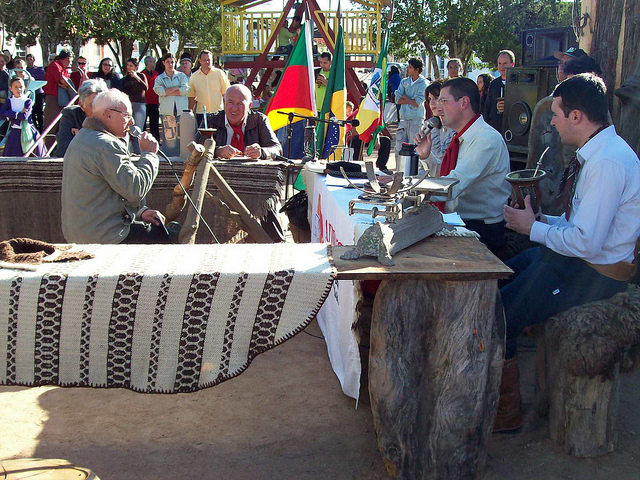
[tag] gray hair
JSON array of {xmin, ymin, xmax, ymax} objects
[
  {"xmin": 143, "ymin": 55, "xmax": 155, "ymax": 65},
  {"xmin": 78, "ymin": 78, "xmax": 108, "ymax": 107},
  {"xmin": 92, "ymin": 88, "xmax": 132, "ymax": 116}
]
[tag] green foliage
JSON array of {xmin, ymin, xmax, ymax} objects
[
  {"xmin": 390, "ymin": 0, "xmax": 576, "ymax": 75},
  {"xmin": 0, "ymin": 0, "xmax": 221, "ymax": 67}
]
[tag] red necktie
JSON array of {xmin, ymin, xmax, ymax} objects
[
  {"xmin": 435, "ymin": 114, "xmax": 480, "ymax": 212},
  {"xmin": 557, "ymin": 156, "xmax": 581, "ymax": 220},
  {"xmin": 231, "ymin": 124, "xmax": 244, "ymax": 151},
  {"xmin": 554, "ymin": 125, "xmax": 608, "ymax": 220}
]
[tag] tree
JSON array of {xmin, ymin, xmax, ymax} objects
[
  {"xmin": 390, "ymin": 0, "xmax": 574, "ymax": 77},
  {"xmin": 0, "ymin": 0, "xmax": 89, "ymax": 63},
  {"xmin": 0, "ymin": 0, "xmax": 222, "ymax": 69}
]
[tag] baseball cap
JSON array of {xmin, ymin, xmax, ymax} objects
[
  {"xmin": 179, "ymin": 53, "xmax": 192, "ymax": 63},
  {"xmin": 553, "ymin": 47, "xmax": 587, "ymax": 60}
]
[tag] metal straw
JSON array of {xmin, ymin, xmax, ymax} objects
[{"xmin": 533, "ymin": 146, "xmax": 549, "ymax": 178}]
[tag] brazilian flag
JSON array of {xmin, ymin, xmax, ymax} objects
[{"xmin": 316, "ymin": 25, "xmax": 346, "ymax": 159}]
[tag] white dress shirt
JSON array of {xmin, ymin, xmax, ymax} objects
[
  {"xmin": 442, "ymin": 115, "xmax": 511, "ymax": 223},
  {"xmin": 530, "ymin": 125, "xmax": 640, "ymax": 264}
]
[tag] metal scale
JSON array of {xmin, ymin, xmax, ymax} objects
[{"xmin": 338, "ymin": 161, "xmax": 459, "ymax": 265}]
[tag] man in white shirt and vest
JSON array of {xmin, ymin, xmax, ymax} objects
[{"xmin": 496, "ymin": 73, "xmax": 640, "ymax": 432}]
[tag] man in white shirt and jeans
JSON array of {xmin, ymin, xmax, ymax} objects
[{"xmin": 495, "ymin": 73, "xmax": 640, "ymax": 432}]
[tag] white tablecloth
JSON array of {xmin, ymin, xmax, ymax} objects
[{"xmin": 308, "ymin": 172, "xmax": 384, "ymax": 400}]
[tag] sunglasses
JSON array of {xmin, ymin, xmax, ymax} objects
[{"xmin": 78, "ymin": 62, "xmax": 87, "ymax": 66}]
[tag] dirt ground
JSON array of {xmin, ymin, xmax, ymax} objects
[{"xmin": 0, "ymin": 320, "xmax": 639, "ymax": 480}]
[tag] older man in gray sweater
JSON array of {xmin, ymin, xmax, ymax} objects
[{"xmin": 61, "ymin": 89, "xmax": 168, "ymax": 244}]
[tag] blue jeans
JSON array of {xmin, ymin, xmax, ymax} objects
[
  {"xmin": 130, "ymin": 102, "xmax": 146, "ymax": 154},
  {"xmin": 500, "ymin": 247, "xmax": 627, "ymax": 359}
]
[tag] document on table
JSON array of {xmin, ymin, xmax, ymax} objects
[
  {"xmin": 442, "ymin": 212, "xmax": 465, "ymax": 226},
  {"xmin": 324, "ymin": 176, "xmax": 368, "ymax": 187}
]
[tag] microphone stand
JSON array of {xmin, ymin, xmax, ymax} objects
[{"xmin": 286, "ymin": 112, "xmax": 294, "ymax": 159}]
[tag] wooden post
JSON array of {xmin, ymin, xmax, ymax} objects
[
  {"xmin": 178, "ymin": 149, "xmax": 212, "ymax": 245},
  {"xmin": 368, "ymin": 279, "xmax": 503, "ymax": 480},
  {"xmin": 165, "ymin": 142, "xmax": 205, "ymax": 222}
]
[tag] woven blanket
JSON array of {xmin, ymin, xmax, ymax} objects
[
  {"xmin": 0, "ymin": 243, "xmax": 335, "ymax": 393},
  {"xmin": 0, "ymin": 158, "xmax": 285, "ymax": 243}
]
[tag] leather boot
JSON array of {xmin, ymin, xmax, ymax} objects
[{"xmin": 493, "ymin": 356, "xmax": 522, "ymax": 433}]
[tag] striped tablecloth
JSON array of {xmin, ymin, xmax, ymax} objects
[{"xmin": 0, "ymin": 243, "xmax": 334, "ymax": 393}]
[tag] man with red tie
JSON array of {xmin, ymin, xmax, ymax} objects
[
  {"xmin": 496, "ymin": 73, "xmax": 640, "ymax": 432},
  {"xmin": 198, "ymin": 83, "xmax": 284, "ymax": 241},
  {"xmin": 200, "ymin": 83, "xmax": 282, "ymax": 160},
  {"xmin": 417, "ymin": 76, "xmax": 511, "ymax": 256}
]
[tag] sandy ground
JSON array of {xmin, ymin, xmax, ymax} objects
[
  {"xmin": 0, "ymin": 320, "xmax": 639, "ymax": 480},
  {"xmin": 1, "ymin": 145, "xmax": 639, "ymax": 478}
]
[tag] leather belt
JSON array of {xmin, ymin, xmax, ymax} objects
[{"xmin": 585, "ymin": 260, "xmax": 636, "ymax": 282}]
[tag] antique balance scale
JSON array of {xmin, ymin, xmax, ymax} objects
[{"xmin": 338, "ymin": 161, "xmax": 459, "ymax": 265}]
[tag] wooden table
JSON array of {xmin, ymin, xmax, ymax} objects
[{"xmin": 333, "ymin": 236, "xmax": 512, "ymax": 480}]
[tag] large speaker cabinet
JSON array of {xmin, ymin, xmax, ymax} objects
[
  {"xmin": 503, "ymin": 66, "xmax": 558, "ymax": 154},
  {"xmin": 522, "ymin": 27, "xmax": 577, "ymax": 67}
]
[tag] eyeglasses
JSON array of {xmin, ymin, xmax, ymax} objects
[
  {"xmin": 103, "ymin": 64, "xmax": 113, "ymax": 68},
  {"xmin": 78, "ymin": 62, "xmax": 87, "ymax": 66},
  {"xmin": 109, "ymin": 108, "xmax": 133, "ymax": 121}
]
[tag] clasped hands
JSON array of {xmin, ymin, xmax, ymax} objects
[{"xmin": 217, "ymin": 144, "xmax": 262, "ymax": 159}]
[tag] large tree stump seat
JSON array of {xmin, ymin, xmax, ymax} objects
[{"xmin": 537, "ymin": 285, "xmax": 640, "ymax": 457}]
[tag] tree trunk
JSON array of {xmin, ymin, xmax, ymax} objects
[
  {"xmin": 368, "ymin": 279, "xmax": 503, "ymax": 480},
  {"xmin": 582, "ymin": 0, "xmax": 640, "ymax": 155}
]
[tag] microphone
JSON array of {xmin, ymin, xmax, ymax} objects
[
  {"xmin": 422, "ymin": 116, "xmax": 442, "ymax": 133},
  {"xmin": 331, "ymin": 118, "xmax": 360, "ymax": 127},
  {"xmin": 129, "ymin": 125, "xmax": 143, "ymax": 138}
]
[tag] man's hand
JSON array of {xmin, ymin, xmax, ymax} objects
[
  {"xmin": 396, "ymin": 95, "xmax": 408, "ymax": 105},
  {"xmin": 497, "ymin": 99, "xmax": 505, "ymax": 114},
  {"xmin": 71, "ymin": 128, "xmax": 79, "ymax": 135},
  {"xmin": 139, "ymin": 132, "xmax": 159, "ymax": 154},
  {"xmin": 316, "ymin": 75, "xmax": 327, "ymax": 87},
  {"xmin": 504, "ymin": 195, "xmax": 536, "ymax": 235},
  {"xmin": 140, "ymin": 208, "xmax": 165, "ymax": 226},
  {"xmin": 217, "ymin": 145, "xmax": 242, "ymax": 159},
  {"xmin": 244, "ymin": 143, "xmax": 262, "ymax": 159},
  {"xmin": 415, "ymin": 130, "xmax": 432, "ymax": 160}
]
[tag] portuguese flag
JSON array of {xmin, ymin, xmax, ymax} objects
[
  {"xmin": 266, "ymin": 21, "xmax": 317, "ymax": 132},
  {"xmin": 316, "ymin": 24, "xmax": 346, "ymax": 159}
]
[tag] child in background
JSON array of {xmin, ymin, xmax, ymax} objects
[{"xmin": 0, "ymin": 77, "xmax": 47, "ymax": 156}]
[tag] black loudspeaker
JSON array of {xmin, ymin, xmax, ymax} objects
[
  {"xmin": 503, "ymin": 67, "xmax": 558, "ymax": 154},
  {"xmin": 522, "ymin": 27, "xmax": 577, "ymax": 67}
]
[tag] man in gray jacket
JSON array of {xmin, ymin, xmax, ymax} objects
[{"xmin": 61, "ymin": 89, "xmax": 168, "ymax": 244}]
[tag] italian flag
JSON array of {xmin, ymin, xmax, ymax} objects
[
  {"xmin": 266, "ymin": 21, "xmax": 317, "ymax": 131},
  {"xmin": 355, "ymin": 31, "xmax": 388, "ymax": 150}
]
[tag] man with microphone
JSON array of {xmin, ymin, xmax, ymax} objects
[{"xmin": 62, "ymin": 89, "xmax": 170, "ymax": 244}]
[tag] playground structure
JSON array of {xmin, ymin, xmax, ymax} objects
[{"xmin": 219, "ymin": 0, "xmax": 391, "ymax": 104}]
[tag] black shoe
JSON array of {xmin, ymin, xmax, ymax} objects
[{"xmin": 380, "ymin": 168, "xmax": 393, "ymax": 175}]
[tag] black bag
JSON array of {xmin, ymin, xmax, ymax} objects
[{"xmin": 279, "ymin": 191, "xmax": 309, "ymax": 229}]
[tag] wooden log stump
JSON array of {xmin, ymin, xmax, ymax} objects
[
  {"xmin": 539, "ymin": 286, "xmax": 640, "ymax": 457},
  {"xmin": 545, "ymin": 344, "xmax": 620, "ymax": 457},
  {"xmin": 368, "ymin": 279, "xmax": 503, "ymax": 480}
]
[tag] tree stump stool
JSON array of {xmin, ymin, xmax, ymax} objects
[{"xmin": 537, "ymin": 285, "xmax": 640, "ymax": 457}]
